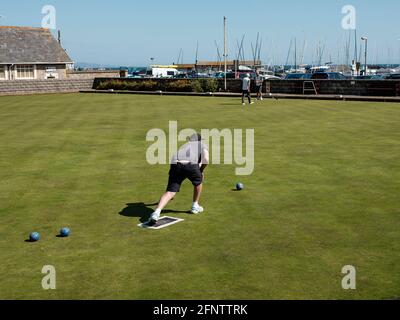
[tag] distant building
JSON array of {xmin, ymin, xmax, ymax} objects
[{"xmin": 0, "ymin": 26, "xmax": 73, "ymax": 81}]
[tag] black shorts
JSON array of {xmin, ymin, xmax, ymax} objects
[
  {"xmin": 242, "ymin": 90, "xmax": 250, "ymax": 95},
  {"xmin": 166, "ymin": 163, "xmax": 203, "ymax": 193},
  {"xmin": 256, "ymin": 85, "xmax": 262, "ymax": 93}
]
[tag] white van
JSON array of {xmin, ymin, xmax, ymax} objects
[{"xmin": 147, "ymin": 65, "xmax": 179, "ymax": 78}]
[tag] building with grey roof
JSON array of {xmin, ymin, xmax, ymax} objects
[{"xmin": 0, "ymin": 26, "xmax": 73, "ymax": 81}]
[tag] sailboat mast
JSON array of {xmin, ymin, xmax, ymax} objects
[
  {"xmin": 195, "ymin": 41, "xmax": 199, "ymax": 78},
  {"xmin": 294, "ymin": 38, "xmax": 297, "ymax": 72},
  {"xmin": 224, "ymin": 16, "xmax": 227, "ymax": 91},
  {"xmin": 354, "ymin": 29, "xmax": 358, "ymax": 63}
]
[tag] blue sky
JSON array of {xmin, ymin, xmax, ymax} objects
[{"xmin": 1, "ymin": 0, "xmax": 400, "ymax": 66}]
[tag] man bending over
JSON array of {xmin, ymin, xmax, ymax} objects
[{"xmin": 147, "ymin": 133, "xmax": 209, "ymax": 225}]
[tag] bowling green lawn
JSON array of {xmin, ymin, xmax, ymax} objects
[{"xmin": 0, "ymin": 93, "xmax": 399, "ymax": 300}]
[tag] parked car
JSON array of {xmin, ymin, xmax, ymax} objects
[
  {"xmin": 238, "ymin": 72, "xmax": 256, "ymax": 80},
  {"xmin": 173, "ymin": 73, "xmax": 189, "ymax": 79},
  {"xmin": 310, "ymin": 72, "xmax": 348, "ymax": 80},
  {"xmin": 212, "ymin": 72, "xmax": 236, "ymax": 79},
  {"xmin": 146, "ymin": 66, "xmax": 179, "ymax": 78},
  {"xmin": 384, "ymin": 73, "xmax": 400, "ymax": 79},
  {"xmin": 187, "ymin": 72, "xmax": 212, "ymax": 79},
  {"xmin": 285, "ymin": 73, "xmax": 311, "ymax": 80},
  {"xmin": 126, "ymin": 75, "xmax": 144, "ymax": 79},
  {"xmin": 263, "ymin": 75, "xmax": 282, "ymax": 80},
  {"xmin": 354, "ymin": 75, "xmax": 385, "ymax": 80}
]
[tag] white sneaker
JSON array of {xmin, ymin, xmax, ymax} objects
[
  {"xmin": 242, "ymin": 103, "xmax": 245, "ymax": 106},
  {"xmin": 147, "ymin": 211, "xmax": 160, "ymax": 225},
  {"xmin": 191, "ymin": 204, "xmax": 204, "ymax": 214},
  {"xmin": 250, "ymin": 102, "xmax": 255, "ymax": 105}
]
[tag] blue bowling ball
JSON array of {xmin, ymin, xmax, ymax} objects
[
  {"xmin": 29, "ymin": 232, "xmax": 40, "ymax": 242},
  {"xmin": 60, "ymin": 227, "xmax": 70, "ymax": 237},
  {"xmin": 236, "ymin": 183, "xmax": 244, "ymax": 191}
]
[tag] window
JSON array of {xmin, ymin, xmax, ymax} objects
[
  {"xmin": 0, "ymin": 65, "xmax": 6, "ymax": 80},
  {"xmin": 16, "ymin": 65, "xmax": 35, "ymax": 79}
]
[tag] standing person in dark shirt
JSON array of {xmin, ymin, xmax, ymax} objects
[{"xmin": 255, "ymin": 70, "xmax": 264, "ymax": 101}]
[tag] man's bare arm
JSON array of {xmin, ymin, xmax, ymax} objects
[{"xmin": 200, "ymin": 149, "xmax": 209, "ymax": 173}]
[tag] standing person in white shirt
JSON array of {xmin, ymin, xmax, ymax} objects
[
  {"xmin": 147, "ymin": 133, "xmax": 209, "ymax": 225},
  {"xmin": 241, "ymin": 73, "xmax": 254, "ymax": 106}
]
